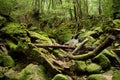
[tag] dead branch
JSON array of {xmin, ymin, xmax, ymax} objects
[
  {"xmin": 34, "ymin": 44, "xmax": 75, "ymax": 49},
  {"xmin": 69, "ymin": 34, "xmax": 116, "ymax": 60},
  {"xmin": 72, "ymin": 38, "xmax": 89, "ymax": 54}
]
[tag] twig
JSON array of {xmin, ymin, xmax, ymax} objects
[
  {"xmin": 34, "ymin": 44, "xmax": 75, "ymax": 49},
  {"xmin": 69, "ymin": 34, "xmax": 116, "ymax": 60},
  {"xmin": 72, "ymin": 38, "xmax": 89, "ymax": 54}
]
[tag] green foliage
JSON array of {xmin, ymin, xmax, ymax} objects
[
  {"xmin": 0, "ymin": 50, "xmax": 15, "ymax": 68},
  {"xmin": 3, "ymin": 56, "xmax": 15, "ymax": 67},
  {"xmin": 0, "ymin": 0, "xmax": 14, "ymax": 15},
  {"xmin": 6, "ymin": 40, "xmax": 17, "ymax": 50},
  {"xmin": 44, "ymin": 23, "xmax": 73, "ymax": 44}
]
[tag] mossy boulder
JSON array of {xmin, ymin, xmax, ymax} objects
[
  {"xmin": 86, "ymin": 63, "xmax": 102, "ymax": 73},
  {"xmin": 16, "ymin": 64, "xmax": 48, "ymax": 80},
  {"xmin": 88, "ymin": 74, "xmax": 106, "ymax": 80},
  {"xmin": 112, "ymin": 70, "xmax": 120, "ymax": 80},
  {"xmin": 93, "ymin": 54, "xmax": 111, "ymax": 69},
  {"xmin": 3, "ymin": 56, "xmax": 15, "ymax": 67},
  {"xmin": 1, "ymin": 22, "xmax": 27, "ymax": 35},
  {"xmin": 28, "ymin": 31, "xmax": 52, "ymax": 44},
  {"xmin": 52, "ymin": 74, "xmax": 68, "ymax": 80},
  {"xmin": 76, "ymin": 61, "xmax": 86, "ymax": 72}
]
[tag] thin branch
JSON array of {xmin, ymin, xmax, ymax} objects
[
  {"xmin": 72, "ymin": 38, "xmax": 88, "ymax": 54},
  {"xmin": 34, "ymin": 44, "xmax": 75, "ymax": 49}
]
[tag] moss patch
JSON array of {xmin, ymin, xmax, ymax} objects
[
  {"xmin": 86, "ymin": 63, "xmax": 102, "ymax": 73},
  {"xmin": 52, "ymin": 74, "xmax": 68, "ymax": 80},
  {"xmin": 88, "ymin": 74, "xmax": 106, "ymax": 80}
]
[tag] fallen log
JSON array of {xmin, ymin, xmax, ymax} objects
[
  {"xmin": 68, "ymin": 34, "xmax": 116, "ymax": 60},
  {"xmin": 34, "ymin": 44, "xmax": 75, "ymax": 49}
]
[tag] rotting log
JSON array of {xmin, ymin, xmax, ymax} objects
[
  {"xmin": 68, "ymin": 34, "xmax": 116, "ymax": 60},
  {"xmin": 34, "ymin": 44, "xmax": 75, "ymax": 49}
]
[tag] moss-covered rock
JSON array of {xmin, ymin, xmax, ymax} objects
[
  {"xmin": 52, "ymin": 74, "xmax": 68, "ymax": 80},
  {"xmin": 3, "ymin": 56, "xmax": 15, "ymax": 67},
  {"xmin": 1, "ymin": 22, "xmax": 27, "ymax": 35},
  {"xmin": 76, "ymin": 61, "xmax": 86, "ymax": 72},
  {"xmin": 86, "ymin": 63, "xmax": 102, "ymax": 73},
  {"xmin": 28, "ymin": 31, "xmax": 52, "ymax": 44},
  {"xmin": 0, "ymin": 50, "xmax": 4, "ymax": 63},
  {"xmin": 88, "ymin": 74, "xmax": 106, "ymax": 80},
  {"xmin": 112, "ymin": 70, "xmax": 120, "ymax": 80},
  {"xmin": 16, "ymin": 64, "xmax": 48, "ymax": 80},
  {"xmin": 93, "ymin": 54, "xmax": 111, "ymax": 69}
]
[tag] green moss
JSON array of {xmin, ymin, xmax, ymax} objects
[
  {"xmin": 52, "ymin": 74, "xmax": 68, "ymax": 80},
  {"xmin": 0, "ymin": 71, "xmax": 4, "ymax": 78},
  {"xmin": 3, "ymin": 56, "xmax": 15, "ymax": 67},
  {"xmin": 1, "ymin": 22, "xmax": 27, "ymax": 35},
  {"xmin": 112, "ymin": 70, "xmax": 120, "ymax": 80},
  {"xmin": 29, "ymin": 31, "xmax": 52, "ymax": 44},
  {"xmin": 0, "ymin": 15, "xmax": 6, "ymax": 26},
  {"xmin": 6, "ymin": 40, "xmax": 17, "ymax": 50},
  {"xmin": 86, "ymin": 63, "xmax": 102, "ymax": 73},
  {"xmin": 76, "ymin": 61, "xmax": 86, "ymax": 72},
  {"xmin": 93, "ymin": 54, "xmax": 110, "ymax": 69},
  {"xmin": 88, "ymin": 74, "xmax": 106, "ymax": 80},
  {"xmin": 16, "ymin": 64, "xmax": 48, "ymax": 80}
]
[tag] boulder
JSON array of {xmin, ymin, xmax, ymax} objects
[
  {"xmin": 93, "ymin": 54, "xmax": 111, "ymax": 69},
  {"xmin": 16, "ymin": 64, "xmax": 48, "ymax": 80},
  {"xmin": 88, "ymin": 74, "xmax": 106, "ymax": 80},
  {"xmin": 86, "ymin": 63, "xmax": 102, "ymax": 73},
  {"xmin": 76, "ymin": 61, "xmax": 86, "ymax": 72}
]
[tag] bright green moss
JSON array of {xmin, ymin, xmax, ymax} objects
[{"xmin": 52, "ymin": 74, "xmax": 68, "ymax": 80}]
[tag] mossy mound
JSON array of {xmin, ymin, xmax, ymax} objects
[
  {"xmin": 86, "ymin": 63, "xmax": 102, "ymax": 73},
  {"xmin": 112, "ymin": 70, "xmax": 120, "ymax": 80},
  {"xmin": 52, "ymin": 74, "xmax": 68, "ymax": 80},
  {"xmin": 16, "ymin": 64, "xmax": 48, "ymax": 80},
  {"xmin": 88, "ymin": 74, "xmax": 106, "ymax": 80},
  {"xmin": 76, "ymin": 61, "xmax": 86, "ymax": 72},
  {"xmin": 1, "ymin": 22, "xmax": 27, "ymax": 35},
  {"xmin": 3, "ymin": 56, "xmax": 15, "ymax": 67},
  {"xmin": 0, "ymin": 50, "xmax": 15, "ymax": 68},
  {"xmin": 93, "ymin": 54, "xmax": 111, "ymax": 69}
]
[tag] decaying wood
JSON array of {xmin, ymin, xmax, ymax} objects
[
  {"xmin": 34, "ymin": 44, "xmax": 75, "ymax": 49},
  {"xmin": 69, "ymin": 34, "xmax": 116, "ymax": 60},
  {"xmin": 72, "ymin": 38, "xmax": 89, "ymax": 54}
]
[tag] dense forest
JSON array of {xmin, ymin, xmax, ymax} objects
[{"xmin": 0, "ymin": 0, "xmax": 120, "ymax": 80}]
